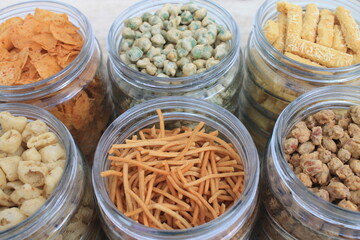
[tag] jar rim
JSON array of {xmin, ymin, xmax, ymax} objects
[
  {"xmin": 93, "ymin": 96, "xmax": 259, "ymax": 239},
  {"xmin": 271, "ymin": 85, "xmax": 360, "ymax": 227},
  {"xmin": 107, "ymin": 0, "xmax": 241, "ymax": 90},
  {"xmin": 0, "ymin": 0, "xmax": 95, "ymax": 100},
  {"xmin": 253, "ymin": 0, "xmax": 360, "ymax": 81},
  {"xmin": 0, "ymin": 103, "xmax": 81, "ymax": 238}
]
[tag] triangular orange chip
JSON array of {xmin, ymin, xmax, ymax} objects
[
  {"xmin": 32, "ymin": 33, "xmax": 58, "ymax": 51},
  {"xmin": 34, "ymin": 8, "xmax": 68, "ymax": 24},
  {"xmin": 0, "ymin": 17, "xmax": 23, "ymax": 34},
  {"xmin": 50, "ymin": 23, "xmax": 83, "ymax": 46},
  {"xmin": 0, "ymin": 48, "xmax": 10, "ymax": 61},
  {"xmin": 31, "ymin": 54, "xmax": 62, "ymax": 79},
  {"xmin": 0, "ymin": 62, "xmax": 21, "ymax": 85}
]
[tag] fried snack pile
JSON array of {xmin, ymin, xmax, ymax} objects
[
  {"xmin": 263, "ymin": 2, "xmax": 360, "ymax": 68},
  {"xmin": 101, "ymin": 109, "xmax": 245, "ymax": 230},
  {"xmin": 0, "ymin": 8, "xmax": 83, "ymax": 86}
]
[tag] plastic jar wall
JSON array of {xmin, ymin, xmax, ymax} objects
[
  {"xmin": 237, "ymin": 0, "xmax": 360, "ymax": 153},
  {"xmin": 92, "ymin": 97, "xmax": 259, "ymax": 240},
  {"xmin": 107, "ymin": 0, "xmax": 242, "ymax": 115},
  {"xmin": 262, "ymin": 86, "xmax": 360, "ymax": 239},
  {"xmin": 0, "ymin": 103, "xmax": 100, "ymax": 240},
  {"xmin": 0, "ymin": 1, "xmax": 113, "ymax": 161}
]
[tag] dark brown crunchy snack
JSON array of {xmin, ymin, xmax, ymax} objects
[{"xmin": 284, "ymin": 106, "xmax": 360, "ymax": 212}]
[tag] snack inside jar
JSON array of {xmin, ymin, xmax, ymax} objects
[
  {"xmin": 0, "ymin": 2, "xmax": 113, "ymax": 162},
  {"xmin": 238, "ymin": 0, "xmax": 360, "ymax": 153}
]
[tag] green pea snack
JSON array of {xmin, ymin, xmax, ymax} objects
[{"xmin": 119, "ymin": 2, "xmax": 232, "ymax": 77}]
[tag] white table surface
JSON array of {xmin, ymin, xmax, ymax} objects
[{"xmin": 0, "ymin": 0, "xmax": 264, "ymax": 55}]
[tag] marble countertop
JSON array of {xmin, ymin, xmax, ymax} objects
[{"xmin": 0, "ymin": 0, "xmax": 264, "ymax": 54}]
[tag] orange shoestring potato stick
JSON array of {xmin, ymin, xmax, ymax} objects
[{"xmin": 101, "ymin": 109, "xmax": 245, "ymax": 230}]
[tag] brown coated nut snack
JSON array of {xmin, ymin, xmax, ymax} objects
[{"xmin": 284, "ymin": 106, "xmax": 360, "ymax": 212}]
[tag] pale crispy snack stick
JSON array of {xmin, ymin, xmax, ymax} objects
[
  {"xmin": 332, "ymin": 24, "xmax": 348, "ymax": 53},
  {"xmin": 316, "ymin": 9, "xmax": 335, "ymax": 47},
  {"xmin": 273, "ymin": 13, "xmax": 287, "ymax": 53},
  {"xmin": 284, "ymin": 52, "xmax": 324, "ymax": 67},
  {"xmin": 286, "ymin": 38, "xmax": 353, "ymax": 67},
  {"xmin": 301, "ymin": 4, "xmax": 320, "ymax": 42},
  {"xmin": 336, "ymin": 6, "xmax": 360, "ymax": 53},
  {"xmin": 277, "ymin": 2, "xmax": 302, "ymax": 45},
  {"xmin": 264, "ymin": 20, "xmax": 279, "ymax": 44}
]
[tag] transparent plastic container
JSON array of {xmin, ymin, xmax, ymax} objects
[
  {"xmin": 92, "ymin": 97, "xmax": 259, "ymax": 240},
  {"xmin": 237, "ymin": 0, "xmax": 360, "ymax": 153},
  {"xmin": 0, "ymin": 1, "xmax": 113, "ymax": 161},
  {"xmin": 107, "ymin": 0, "xmax": 243, "ymax": 114},
  {"xmin": 262, "ymin": 86, "xmax": 360, "ymax": 239},
  {"xmin": 0, "ymin": 103, "xmax": 100, "ymax": 240}
]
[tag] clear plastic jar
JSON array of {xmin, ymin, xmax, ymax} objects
[
  {"xmin": 107, "ymin": 0, "xmax": 242, "ymax": 114},
  {"xmin": 0, "ymin": 103, "xmax": 100, "ymax": 240},
  {"xmin": 262, "ymin": 86, "xmax": 360, "ymax": 239},
  {"xmin": 0, "ymin": 1, "xmax": 113, "ymax": 161},
  {"xmin": 237, "ymin": 0, "xmax": 360, "ymax": 153},
  {"xmin": 92, "ymin": 96, "xmax": 259, "ymax": 240}
]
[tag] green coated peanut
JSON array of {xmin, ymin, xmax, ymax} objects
[
  {"xmin": 149, "ymin": 15, "xmax": 161, "ymax": 26},
  {"xmin": 193, "ymin": 59, "xmax": 206, "ymax": 69},
  {"xmin": 194, "ymin": 8, "xmax": 207, "ymax": 21},
  {"xmin": 166, "ymin": 16, "xmax": 181, "ymax": 30},
  {"xmin": 120, "ymin": 53, "xmax": 131, "ymax": 64},
  {"xmin": 142, "ymin": 12, "xmax": 152, "ymax": 22},
  {"xmin": 167, "ymin": 49, "xmax": 178, "ymax": 62},
  {"xmin": 180, "ymin": 37, "xmax": 197, "ymax": 51},
  {"xmin": 127, "ymin": 47, "xmax": 143, "ymax": 62},
  {"xmin": 166, "ymin": 29, "xmax": 181, "ymax": 43},
  {"xmin": 162, "ymin": 44, "xmax": 174, "ymax": 55},
  {"xmin": 157, "ymin": 9, "xmax": 170, "ymax": 21},
  {"xmin": 151, "ymin": 25, "xmax": 162, "ymax": 35},
  {"xmin": 181, "ymin": 3, "xmax": 199, "ymax": 13},
  {"xmin": 189, "ymin": 21, "xmax": 202, "ymax": 32},
  {"xmin": 136, "ymin": 58, "xmax": 150, "ymax": 68},
  {"xmin": 214, "ymin": 42, "xmax": 229, "ymax": 60},
  {"xmin": 146, "ymin": 63, "xmax": 157, "ymax": 75},
  {"xmin": 126, "ymin": 17, "xmax": 142, "ymax": 30},
  {"xmin": 177, "ymin": 25, "xmax": 188, "ymax": 31},
  {"xmin": 146, "ymin": 46, "xmax": 162, "ymax": 60},
  {"xmin": 202, "ymin": 16, "xmax": 216, "ymax": 27},
  {"xmin": 181, "ymin": 11, "xmax": 193, "ymax": 25},
  {"xmin": 181, "ymin": 30, "xmax": 193, "ymax": 38},
  {"xmin": 176, "ymin": 57, "xmax": 190, "ymax": 68},
  {"xmin": 151, "ymin": 34, "xmax": 166, "ymax": 46},
  {"xmin": 163, "ymin": 60, "xmax": 177, "ymax": 76},
  {"xmin": 168, "ymin": 4, "xmax": 181, "ymax": 16},
  {"xmin": 217, "ymin": 25, "xmax": 232, "ymax": 41},
  {"xmin": 202, "ymin": 45, "xmax": 213, "ymax": 59},
  {"xmin": 206, "ymin": 58, "xmax": 219, "ymax": 69},
  {"xmin": 182, "ymin": 63, "xmax": 197, "ymax": 76},
  {"xmin": 139, "ymin": 22, "xmax": 152, "ymax": 33},
  {"xmin": 153, "ymin": 54, "xmax": 166, "ymax": 68},
  {"xmin": 191, "ymin": 45, "xmax": 204, "ymax": 59},
  {"xmin": 134, "ymin": 37, "xmax": 152, "ymax": 52},
  {"xmin": 120, "ymin": 39, "xmax": 134, "ymax": 51},
  {"xmin": 122, "ymin": 27, "xmax": 136, "ymax": 39},
  {"xmin": 135, "ymin": 31, "xmax": 142, "ymax": 39},
  {"xmin": 142, "ymin": 31, "xmax": 152, "ymax": 39}
]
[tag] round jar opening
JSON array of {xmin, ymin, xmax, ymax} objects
[
  {"xmin": 272, "ymin": 86, "xmax": 360, "ymax": 232},
  {"xmin": 93, "ymin": 97, "xmax": 259, "ymax": 239},
  {"xmin": 0, "ymin": 103, "xmax": 82, "ymax": 238},
  {"xmin": 107, "ymin": 0, "xmax": 240, "ymax": 92},
  {"xmin": 0, "ymin": 1, "xmax": 95, "ymax": 101},
  {"xmin": 253, "ymin": 0, "xmax": 360, "ymax": 82}
]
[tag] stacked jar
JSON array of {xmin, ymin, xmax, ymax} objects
[
  {"xmin": 238, "ymin": 0, "xmax": 360, "ymax": 153},
  {"xmin": 107, "ymin": 0, "xmax": 243, "ymax": 114},
  {"xmin": 0, "ymin": 103, "xmax": 100, "ymax": 239},
  {"xmin": 0, "ymin": 1, "xmax": 113, "ymax": 162},
  {"xmin": 92, "ymin": 97, "xmax": 260, "ymax": 239},
  {"xmin": 261, "ymin": 86, "xmax": 360, "ymax": 239}
]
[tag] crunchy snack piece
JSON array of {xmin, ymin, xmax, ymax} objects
[
  {"xmin": 332, "ymin": 25, "xmax": 347, "ymax": 53},
  {"xmin": 278, "ymin": 2, "xmax": 302, "ymax": 44},
  {"xmin": 284, "ymin": 52, "xmax": 323, "ymax": 67},
  {"xmin": 0, "ymin": 112, "xmax": 66, "ymax": 230},
  {"xmin": 264, "ymin": 20, "xmax": 279, "ymax": 45},
  {"xmin": 316, "ymin": 10, "xmax": 335, "ymax": 48},
  {"xmin": 301, "ymin": 4, "xmax": 319, "ymax": 42},
  {"xmin": 336, "ymin": 7, "xmax": 360, "ymax": 53},
  {"xmin": 272, "ymin": 13, "xmax": 287, "ymax": 53},
  {"xmin": 284, "ymin": 106, "xmax": 360, "ymax": 212},
  {"xmin": 286, "ymin": 38, "xmax": 353, "ymax": 68}
]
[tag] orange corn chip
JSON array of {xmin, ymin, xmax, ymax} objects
[
  {"xmin": 50, "ymin": 23, "xmax": 83, "ymax": 46},
  {"xmin": 71, "ymin": 91, "xmax": 91, "ymax": 130},
  {"xmin": 0, "ymin": 48, "xmax": 10, "ymax": 61},
  {"xmin": 0, "ymin": 62, "xmax": 21, "ymax": 85},
  {"xmin": 15, "ymin": 48, "xmax": 29, "ymax": 69},
  {"xmin": 32, "ymin": 54, "xmax": 62, "ymax": 79},
  {"xmin": 32, "ymin": 33, "xmax": 58, "ymax": 51},
  {"xmin": 34, "ymin": 8, "xmax": 68, "ymax": 24},
  {"xmin": 0, "ymin": 28, "xmax": 14, "ymax": 50},
  {"xmin": 57, "ymin": 51, "xmax": 79, "ymax": 68},
  {"xmin": 0, "ymin": 17, "xmax": 23, "ymax": 34}
]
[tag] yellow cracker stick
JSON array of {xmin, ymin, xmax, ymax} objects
[
  {"xmin": 273, "ymin": 13, "xmax": 287, "ymax": 53},
  {"xmin": 284, "ymin": 52, "xmax": 324, "ymax": 67},
  {"xmin": 316, "ymin": 9, "xmax": 335, "ymax": 47},
  {"xmin": 301, "ymin": 4, "xmax": 320, "ymax": 42},
  {"xmin": 283, "ymin": 3, "xmax": 303, "ymax": 45},
  {"xmin": 286, "ymin": 38, "xmax": 353, "ymax": 67},
  {"xmin": 264, "ymin": 20, "xmax": 279, "ymax": 44},
  {"xmin": 336, "ymin": 6, "xmax": 360, "ymax": 53},
  {"xmin": 332, "ymin": 24, "xmax": 348, "ymax": 52}
]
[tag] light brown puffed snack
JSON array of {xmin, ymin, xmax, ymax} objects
[
  {"xmin": 0, "ymin": 111, "xmax": 66, "ymax": 231},
  {"xmin": 273, "ymin": 13, "xmax": 287, "ymax": 53},
  {"xmin": 332, "ymin": 24, "xmax": 348, "ymax": 53},
  {"xmin": 336, "ymin": 7, "xmax": 360, "ymax": 53},
  {"xmin": 264, "ymin": 20, "xmax": 279, "ymax": 45},
  {"xmin": 284, "ymin": 106, "xmax": 360, "ymax": 212},
  {"xmin": 316, "ymin": 10, "xmax": 335, "ymax": 48}
]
